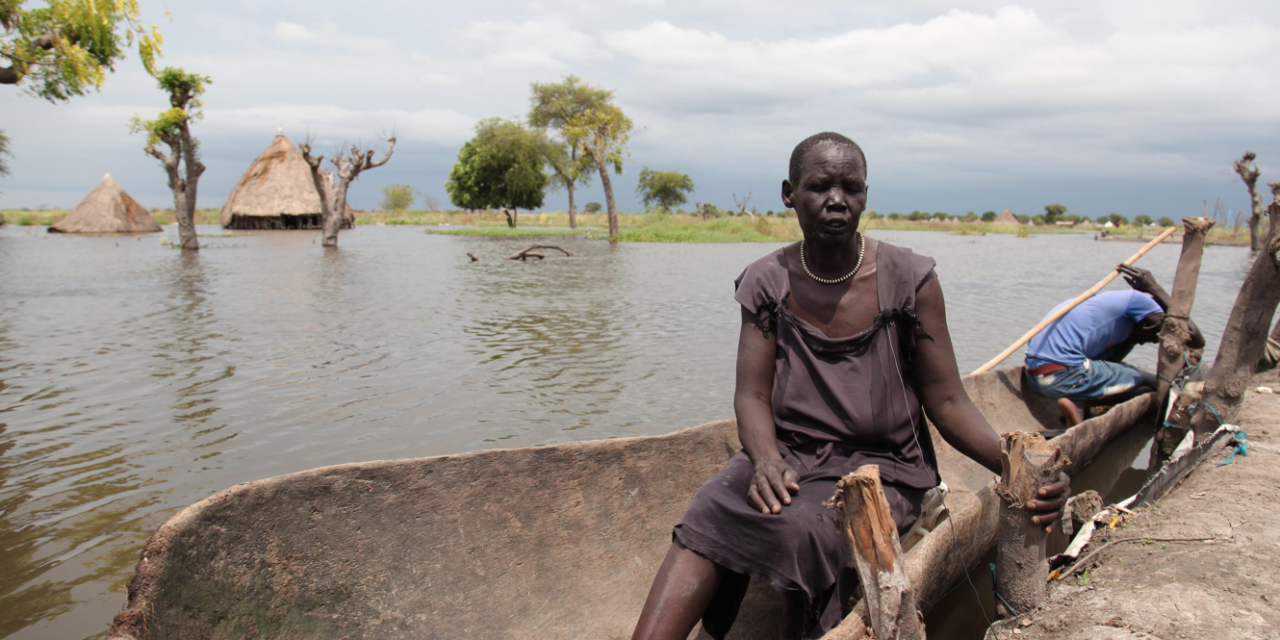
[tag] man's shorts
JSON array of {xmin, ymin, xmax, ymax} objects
[{"xmin": 1025, "ymin": 359, "xmax": 1146, "ymax": 401}]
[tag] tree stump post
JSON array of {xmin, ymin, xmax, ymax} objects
[
  {"xmin": 994, "ymin": 431, "xmax": 1068, "ymax": 618},
  {"xmin": 830, "ymin": 465, "xmax": 924, "ymax": 640},
  {"xmin": 1154, "ymin": 217, "xmax": 1215, "ymax": 449},
  {"xmin": 1188, "ymin": 202, "xmax": 1280, "ymax": 436}
]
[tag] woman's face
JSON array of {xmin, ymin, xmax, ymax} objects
[{"xmin": 782, "ymin": 143, "xmax": 868, "ymax": 249}]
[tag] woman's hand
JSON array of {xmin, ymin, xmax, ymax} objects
[
  {"xmin": 748, "ymin": 459, "xmax": 800, "ymax": 514},
  {"xmin": 1027, "ymin": 471, "xmax": 1070, "ymax": 533}
]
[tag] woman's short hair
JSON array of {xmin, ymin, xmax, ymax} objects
[{"xmin": 789, "ymin": 132, "xmax": 866, "ymax": 184}]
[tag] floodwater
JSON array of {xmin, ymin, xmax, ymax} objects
[{"xmin": 0, "ymin": 224, "xmax": 1259, "ymax": 639}]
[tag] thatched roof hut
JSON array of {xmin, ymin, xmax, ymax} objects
[
  {"xmin": 49, "ymin": 172, "xmax": 162, "ymax": 234},
  {"xmin": 995, "ymin": 208, "xmax": 1019, "ymax": 224},
  {"xmin": 221, "ymin": 129, "xmax": 352, "ymax": 230}
]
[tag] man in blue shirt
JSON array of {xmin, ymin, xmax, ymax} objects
[{"xmin": 1025, "ymin": 265, "xmax": 1205, "ymax": 426}]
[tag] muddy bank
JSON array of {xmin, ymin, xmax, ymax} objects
[{"xmin": 1008, "ymin": 372, "xmax": 1280, "ymax": 640}]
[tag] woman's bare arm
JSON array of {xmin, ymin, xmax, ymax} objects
[
  {"xmin": 734, "ymin": 307, "xmax": 799, "ymax": 515},
  {"xmin": 912, "ymin": 277, "xmax": 1069, "ymax": 531}
]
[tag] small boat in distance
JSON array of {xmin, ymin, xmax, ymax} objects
[{"xmin": 107, "ymin": 367, "xmax": 1154, "ymax": 640}]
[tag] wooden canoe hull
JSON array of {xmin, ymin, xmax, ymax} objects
[{"xmin": 108, "ymin": 368, "xmax": 1152, "ymax": 640}]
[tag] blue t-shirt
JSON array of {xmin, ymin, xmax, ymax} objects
[{"xmin": 1025, "ymin": 291, "xmax": 1163, "ymax": 368}]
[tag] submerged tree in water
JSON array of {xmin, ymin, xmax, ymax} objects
[
  {"xmin": 130, "ymin": 67, "xmax": 210, "ymax": 251},
  {"xmin": 300, "ymin": 135, "xmax": 396, "ymax": 247},
  {"xmin": 562, "ymin": 83, "xmax": 631, "ymax": 239},
  {"xmin": 528, "ymin": 76, "xmax": 608, "ymax": 228},
  {"xmin": 1233, "ymin": 151, "xmax": 1264, "ymax": 252}
]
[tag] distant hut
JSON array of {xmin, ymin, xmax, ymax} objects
[
  {"xmin": 995, "ymin": 208, "xmax": 1019, "ymax": 224},
  {"xmin": 221, "ymin": 129, "xmax": 352, "ymax": 230},
  {"xmin": 49, "ymin": 172, "xmax": 162, "ymax": 234}
]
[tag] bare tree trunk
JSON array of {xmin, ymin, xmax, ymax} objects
[
  {"xmin": 502, "ymin": 207, "xmax": 517, "ymax": 228},
  {"xmin": 318, "ymin": 138, "xmax": 395, "ymax": 248},
  {"xmin": 147, "ymin": 127, "xmax": 203, "ymax": 251},
  {"xmin": 566, "ymin": 181, "xmax": 577, "ymax": 229},
  {"xmin": 1189, "ymin": 203, "xmax": 1280, "ymax": 435},
  {"xmin": 593, "ymin": 144, "xmax": 619, "ymax": 238},
  {"xmin": 830, "ymin": 466, "xmax": 924, "ymax": 640},
  {"xmin": 1234, "ymin": 151, "xmax": 1263, "ymax": 252},
  {"xmin": 994, "ymin": 431, "xmax": 1067, "ymax": 617},
  {"xmin": 1156, "ymin": 217, "xmax": 1215, "ymax": 401}
]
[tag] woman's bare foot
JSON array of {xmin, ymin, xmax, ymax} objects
[{"xmin": 1057, "ymin": 398, "xmax": 1084, "ymax": 427}]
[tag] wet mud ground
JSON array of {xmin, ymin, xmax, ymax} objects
[{"xmin": 1010, "ymin": 372, "xmax": 1280, "ymax": 640}]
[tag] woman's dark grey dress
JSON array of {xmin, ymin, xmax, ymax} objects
[{"xmin": 673, "ymin": 239, "xmax": 942, "ymax": 638}]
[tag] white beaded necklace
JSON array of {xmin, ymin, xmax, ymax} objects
[{"xmin": 800, "ymin": 233, "xmax": 865, "ymax": 285}]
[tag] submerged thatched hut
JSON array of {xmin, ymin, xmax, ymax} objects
[
  {"xmin": 995, "ymin": 208, "xmax": 1019, "ymax": 224},
  {"xmin": 221, "ymin": 129, "xmax": 352, "ymax": 230},
  {"xmin": 49, "ymin": 172, "xmax": 162, "ymax": 234}
]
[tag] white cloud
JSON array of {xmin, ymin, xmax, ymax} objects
[
  {"xmin": 458, "ymin": 18, "xmax": 601, "ymax": 69},
  {"xmin": 273, "ymin": 22, "xmax": 325, "ymax": 46}
]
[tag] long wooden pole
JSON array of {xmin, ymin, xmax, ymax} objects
[{"xmin": 971, "ymin": 226, "xmax": 1178, "ymax": 375}]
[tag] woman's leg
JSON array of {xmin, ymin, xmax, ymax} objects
[{"xmin": 632, "ymin": 540, "xmax": 723, "ymax": 640}]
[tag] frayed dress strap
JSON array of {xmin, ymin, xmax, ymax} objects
[
  {"xmin": 874, "ymin": 242, "xmax": 938, "ymax": 368},
  {"xmin": 733, "ymin": 246, "xmax": 792, "ymax": 337}
]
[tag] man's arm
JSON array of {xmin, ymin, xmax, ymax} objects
[
  {"xmin": 1118, "ymin": 265, "xmax": 1206, "ymax": 349},
  {"xmin": 734, "ymin": 307, "xmax": 799, "ymax": 515},
  {"xmin": 914, "ymin": 277, "xmax": 1069, "ymax": 531}
]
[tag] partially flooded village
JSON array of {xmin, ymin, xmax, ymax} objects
[{"xmin": 2, "ymin": 2, "xmax": 1279, "ymax": 640}]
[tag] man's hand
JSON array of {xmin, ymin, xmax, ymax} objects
[
  {"xmin": 1026, "ymin": 471, "xmax": 1070, "ymax": 533},
  {"xmin": 1117, "ymin": 264, "xmax": 1160, "ymax": 295},
  {"xmin": 748, "ymin": 459, "xmax": 800, "ymax": 514}
]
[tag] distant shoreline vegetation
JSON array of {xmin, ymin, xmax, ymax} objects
[{"xmin": 6, "ymin": 208, "xmax": 1256, "ymax": 245}]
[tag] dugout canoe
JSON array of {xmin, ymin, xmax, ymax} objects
[{"xmin": 107, "ymin": 367, "xmax": 1155, "ymax": 640}]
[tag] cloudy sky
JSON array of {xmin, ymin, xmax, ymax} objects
[{"xmin": 3, "ymin": 0, "xmax": 1279, "ymax": 219}]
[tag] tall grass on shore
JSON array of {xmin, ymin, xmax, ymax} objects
[
  {"xmin": 618, "ymin": 214, "xmax": 799, "ymax": 242},
  {"xmin": 1, "ymin": 208, "xmax": 222, "ymax": 226}
]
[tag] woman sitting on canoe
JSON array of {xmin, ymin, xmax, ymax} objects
[{"xmin": 631, "ymin": 132, "xmax": 1070, "ymax": 640}]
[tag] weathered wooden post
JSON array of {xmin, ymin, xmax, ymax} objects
[
  {"xmin": 994, "ymin": 431, "xmax": 1068, "ymax": 617},
  {"xmin": 830, "ymin": 465, "xmax": 924, "ymax": 640},
  {"xmin": 1187, "ymin": 203, "xmax": 1280, "ymax": 436},
  {"xmin": 1156, "ymin": 217, "xmax": 1216, "ymax": 400}
]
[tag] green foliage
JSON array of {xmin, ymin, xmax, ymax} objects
[
  {"xmin": 1044, "ymin": 203, "xmax": 1067, "ymax": 223},
  {"xmin": 1133, "ymin": 214, "xmax": 1154, "ymax": 227},
  {"xmin": 1015, "ymin": 214, "xmax": 1031, "ymax": 224},
  {"xmin": 2, "ymin": 0, "xmax": 163, "ymax": 101},
  {"xmin": 528, "ymin": 75, "xmax": 610, "ymax": 197},
  {"xmin": 636, "ymin": 167, "xmax": 694, "ymax": 213},
  {"xmin": 445, "ymin": 117, "xmax": 549, "ymax": 212},
  {"xmin": 907, "ymin": 211, "xmax": 928, "ymax": 221},
  {"xmin": 1096, "ymin": 215, "xmax": 1109, "ymax": 224},
  {"xmin": 963, "ymin": 212, "xmax": 978, "ymax": 222},
  {"xmin": 583, "ymin": 201, "xmax": 602, "ymax": 213},
  {"xmin": 888, "ymin": 212, "xmax": 902, "ymax": 220},
  {"xmin": 1158, "ymin": 216, "xmax": 1175, "ymax": 227},
  {"xmin": 1015, "ymin": 226, "xmax": 1031, "ymax": 238},
  {"xmin": 981, "ymin": 211, "xmax": 997, "ymax": 222},
  {"xmin": 618, "ymin": 217, "xmax": 796, "ymax": 243},
  {"xmin": 380, "ymin": 184, "xmax": 419, "ymax": 212},
  {"xmin": 932, "ymin": 211, "xmax": 948, "ymax": 221},
  {"xmin": 128, "ymin": 67, "xmax": 209, "ymax": 149},
  {"xmin": 0, "ymin": 127, "xmax": 9, "ymax": 175},
  {"xmin": 700, "ymin": 203, "xmax": 727, "ymax": 218},
  {"xmin": 1109, "ymin": 212, "xmax": 1129, "ymax": 226},
  {"xmin": 1032, "ymin": 215, "xmax": 1046, "ymax": 225}
]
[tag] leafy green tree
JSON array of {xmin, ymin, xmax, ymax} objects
[
  {"xmin": 583, "ymin": 201, "xmax": 602, "ymax": 213},
  {"xmin": 1133, "ymin": 214, "xmax": 1154, "ymax": 227},
  {"xmin": 1108, "ymin": 213, "xmax": 1129, "ymax": 227},
  {"xmin": 636, "ymin": 168, "xmax": 694, "ymax": 213},
  {"xmin": 932, "ymin": 211, "xmax": 947, "ymax": 221},
  {"xmin": 963, "ymin": 212, "xmax": 978, "ymax": 222},
  {"xmin": 1, "ymin": 0, "xmax": 162, "ymax": 101},
  {"xmin": 981, "ymin": 211, "xmax": 997, "ymax": 222},
  {"xmin": 562, "ymin": 80, "xmax": 631, "ymax": 239},
  {"xmin": 0, "ymin": 128, "xmax": 9, "ymax": 176},
  {"xmin": 446, "ymin": 118, "xmax": 548, "ymax": 228},
  {"xmin": 380, "ymin": 184, "xmax": 419, "ymax": 212},
  {"xmin": 129, "ymin": 67, "xmax": 209, "ymax": 250},
  {"xmin": 1015, "ymin": 214, "xmax": 1031, "ymax": 224},
  {"xmin": 528, "ymin": 76, "xmax": 609, "ymax": 228},
  {"xmin": 1158, "ymin": 216, "xmax": 1175, "ymax": 227},
  {"xmin": 888, "ymin": 212, "xmax": 902, "ymax": 220},
  {"xmin": 1096, "ymin": 215, "xmax": 1109, "ymax": 224},
  {"xmin": 1044, "ymin": 203, "xmax": 1067, "ymax": 223}
]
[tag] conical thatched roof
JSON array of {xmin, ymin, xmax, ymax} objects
[
  {"xmin": 995, "ymin": 208, "xmax": 1019, "ymax": 224},
  {"xmin": 221, "ymin": 130, "xmax": 328, "ymax": 229},
  {"xmin": 49, "ymin": 172, "xmax": 162, "ymax": 234}
]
